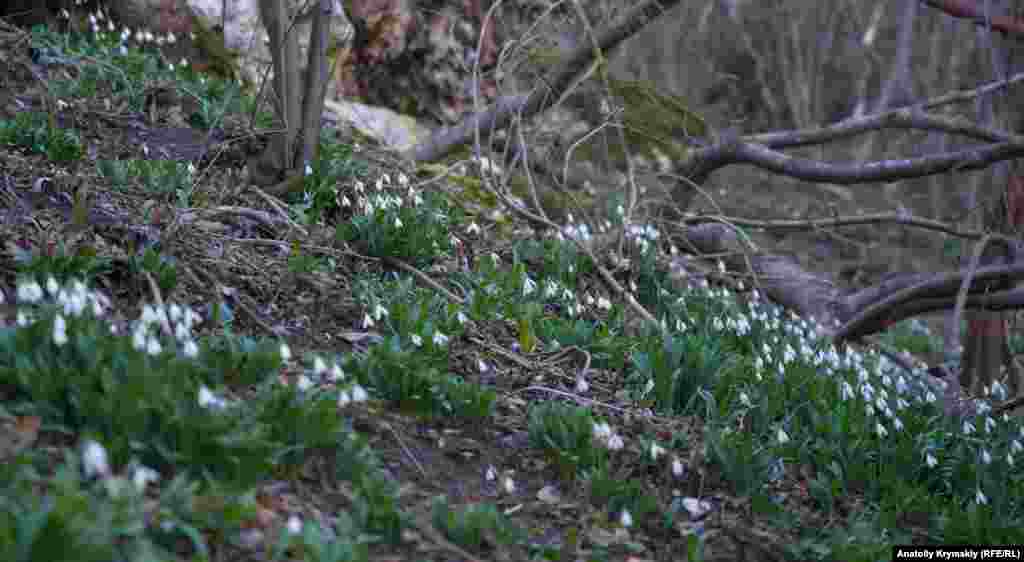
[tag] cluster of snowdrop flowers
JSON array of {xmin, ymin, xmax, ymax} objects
[
  {"xmin": 275, "ymin": 345, "xmax": 369, "ymax": 409},
  {"xmin": 81, "ymin": 439, "xmax": 161, "ymax": 498},
  {"xmin": 66, "ymin": 5, "xmax": 184, "ymax": 56},
  {"xmin": 340, "ymin": 173, "xmax": 417, "ymax": 213},
  {"xmin": 131, "ymin": 301, "xmax": 202, "ymax": 359},
  {"xmin": 7, "ymin": 277, "xmax": 114, "ymax": 347},
  {"xmin": 734, "ymin": 297, "xmax": 1024, "ymax": 493}
]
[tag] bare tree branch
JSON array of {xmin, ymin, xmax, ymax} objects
[{"xmin": 404, "ymin": 0, "xmax": 683, "ymax": 163}]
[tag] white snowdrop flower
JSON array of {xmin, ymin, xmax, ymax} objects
[
  {"xmin": 981, "ymin": 449, "xmax": 992, "ymax": 465},
  {"xmin": 165, "ymin": 32, "xmax": 176, "ymax": 45},
  {"xmin": 985, "ymin": 416, "xmax": 997, "ymax": 434},
  {"xmin": 279, "ymin": 343, "xmax": 291, "ymax": 361},
  {"xmin": 182, "ymin": 339, "xmax": 199, "ymax": 358},
  {"xmin": 990, "ymin": 380, "xmax": 1007, "ymax": 400},
  {"xmin": 146, "ymin": 336, "xmax": 162, "ymax": 356},
  {"xmin": 1011, "ymin": 440, "xmax": 1023, "ymax": 454},
  {"xmin": 861, "ymin": 383, "xmax": 875, "ymax": 401},
  {"xmin": 132, "ymin": 465, "xmax": 160, "ymax": 492},
  {"xmin": 485, "ymin": 465, "xmax": 497, "ymax": 481},
  {"xmin": 926, "ymin": 452, "xmax": 937, "ymax": 468},
  {"xmin": 362, "ymin": 313, "xmax": 374, "ymax": 328},
  {"xmin": 338, "ymin": 390, "xmax": 352, "ymax": 407},
  {"xmin": 777, "ymin": 428, "xmax": 790, "ymax": 445},
  {"xmin": 619, "ymin": 509, "xmax": 633, "ymax": 528},
  {"xmin": 393, "ymin": 217, "xmax": 403, "ymax": 228},
  {"xmin": 502, "ymin": 476, "xmax": 516, "ymax": 494},
  {"xmin": 432, "ymin": 331, "xmax": 449, "ymax": 346},
  {"xmin": 607, "ymin": 434, "xmax": 625, "ymax": 451},
  {"xmin": 593, "ymin": 422, "xmax": 612, "ymax": 440},
  {"xmin": 1008, "ymin": 453, "xmax": 1015, "ymax": 467},
  {"xmin": 328, "ymin": 364, "xmax": 344, "ymax": 382},
  {"xmin": 171, "ymin": 319, "xmax": 190, "ymax": 341},
  {"xmin": 45, "ymin": 276, "xmax": 59, "ymax": 295},
  {"xmin": 893, "ymin": 417, "xmax": 903, "ymax": 431},
  {"xmin": 523, "ymin": 276, "xmax": 536, "ymax": 296},
  {"xmin": 840, "ymin": 381, "xmax": 854, "ymax": 401},
  {"xmin": 976, "ymin": 488, "xmax": 988, "ymax": 505},
  {"xmin": 286, "ymin": 515, "xmax": 302, "ymax": 535},
  {"xmin": 410, "ymin": 333, "xmax": 423, "ymax": 347},
  {"xmin": 52, "ymin": 314, "xmax": 68, "ymax": 346},
  {"xmin": 296, "ymin": 375, "xmax": 314, "ymax": 392},
  {"xmin": 313, "ymin": 356, "xmax": 327, "ymax": 375},
  {"xmin": 466, "ymin": 222, "xmax": 480, "ymax": 235},
  {"xmin": 739, "ymin": 392, "xmax": 752, "ymax": 407},
  {"xmin": 962, "ymin": 420, "xmax": 975, "ymax": 436},
  {"xmin": 672, "ymin": 455, "xmax": 684, "ymax": 477},
  {"xmin": 198, "ymin": 384, "xmax": 219, "ymax": 407},
  {"xmin": 179, "ymin": 57, "xmax": 188, "ymax": 68},
  {"xmin": 17, "ymin": 280, "xmax": 44, "ymax": 303},
  {"xmin": 649, "ymin": 442, "xmax": 666, "ymax": 461},
  {"xmin": 925, "ymin": 391, "xmax": 936, "ymax": 403},
  {"xmin": 575, "ymin": 376, "xmax": 589, "ymax": 394},
  {"xmin": 875, "ymin": 422, "xmax": 888, "ymax": 438},
  {"xmin": 82, "ymin": 440, "xmax": 110, "ymax": 479},
  {"xmin": 140, "ymin": 304, "xmax": 160, "ymax": 327},
  {"xmin": 895, "ymin": 376, "xmax": 909, "ymax": 394},
  {"xmin": 643, "ymin": 378, "xmax": 655, "ymax": 397},
  {"xmin": 597, "ymin": 296, "xmax": 612, "ymax": 311},
  {"xmin": 350, "ymin": 384, "xmax": 368, "ymax": 402},
  {"xmin": 132, "ymin": 325, "xmax": 147, "ymax": 351},
  {"xmin": 456, "ymin": 311, "xmax": 468, "ymax": 325}
]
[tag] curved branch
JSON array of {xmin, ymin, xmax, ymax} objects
[
  {"xmin": 682, "ymin": 211, "xmax": 1016, "ymax": 243},
  {"xmin": 749, "ymin": 107, "xmax": 1018, "ymax": 149},
  {"xmin": 681, "ymin": 138, "xmax": 1024, "ymax": 186}
]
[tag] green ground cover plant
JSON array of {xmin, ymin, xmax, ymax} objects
[{"xmin": 0, "ymin": 8, "xmax": 1021, "ymax": 562}]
